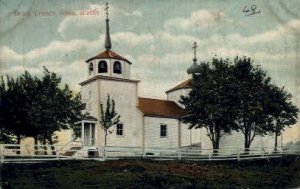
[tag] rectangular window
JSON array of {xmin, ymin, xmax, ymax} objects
[
  {"xmin": 116, "ymin": 124, "xmax": 123, "ymax": 136},
  {"xmin": 160, "ymin": 124, "xmax": 167, "ymax": 137}
]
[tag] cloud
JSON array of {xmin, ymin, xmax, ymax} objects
[
  {"xmin": 1, "ymin": 65, "xmax": 41, "ymax": 77},
  {"xmin": 113, "ymin": 32, "xmax": 154, "ymax": 46},
  {"xmin": 164, "ymin": 9, "xmax": 228, "ymax": 31},
  {"xmin": 0, "ymin": 46, "xmax": 23, "ymax": 62},
  {"xmin": 205, "ymin": 46, "xmax": 296, "ymax": 62},
  {"xmin": 1, "ymin": 28, "xmax": 295, "ymax": 77},
  {"xmin": 58, "ymin": 4, "xmax": 142, "ymax": 38},
  {"xmin": 2, "ymin": 14, "xmax": 299, "ymax": 95},
  {"xmin": 158, "ymin": 32, "xmax": 199, "ymax": 46},
  {"xmin": 1, "ymin": 59, "xmax": 86, "ymax": 91},
  {"xmin": 227, "ymin": 19, "xmax": 300, "ymax": 44},
  {"xmin": 113, "ymin": 7, "xmax": 142, "ymax": 18},
  {"xmin": 57, "ymin": 4, "xmax": 103, "ymax": 38},
  {"xmin": 0, "ymin": 31, "xmax": 154, "ymax": 67},
  {"xmin": 0, "ymin": 36, "xmax": 105, "ymax": 67}
]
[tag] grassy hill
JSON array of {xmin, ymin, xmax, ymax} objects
[{"xmin": 1, "ymin": 155, "xmax": 300, "ymax": 189}]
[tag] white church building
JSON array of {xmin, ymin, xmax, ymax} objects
[{"xmin": 77, "ymin": 4, "xmax": 279, "ymax": 151}]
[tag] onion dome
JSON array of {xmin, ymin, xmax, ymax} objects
[
  {"xmin": 187, "ymin": 42, "xmax": 200, "ymax": 74},
  {"xmin": 187, "ymin": 63, "xmax": 200, "ymax": 74}
]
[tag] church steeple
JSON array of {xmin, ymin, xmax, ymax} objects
[
  {"xmin": 84, "ymin": 2, "xmax": 132, "ymax": 80},
  {"xmin": 104, "ymin": 2, "xmax": 112, "ymax": 50}
]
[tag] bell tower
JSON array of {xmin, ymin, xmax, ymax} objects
[
  {"xmin": 79, "ymin": 2, "xmax": 141, "ymax": 147},
  {"xmin": 85, "ymin": 2, "xmax": 131, "ymax": 80}
]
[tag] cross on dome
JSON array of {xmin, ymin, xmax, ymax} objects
[
  {"xmin": 187, "ymin": 41, "xmax": 200, "ymax": 75},
  {"xmin": 192, "ymin": 42, "xmax": 198, "ymax": 64}
]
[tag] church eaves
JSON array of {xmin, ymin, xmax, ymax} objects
[
  {"xmin": 85, "ymin": 50, "xmax": 132, "ymax": 64},
  {"xmin": 138, "ymin": 97, "xmax": 186, "ymax": 118},
  {"xmin": 165, "ymin": 79, "xmax": 192, "ymax": 94}
]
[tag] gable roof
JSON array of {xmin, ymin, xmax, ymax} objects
[
  {"xmin": 85, "ymin": 50, "xmax": 132, "ymax": 64},
  {"xmin": 138, "ymin": 97, "xmax": 186, "ymax": 118},
  {"xmin": 166, "ymin": 79, "xmax": 192, "ymax": 93}
]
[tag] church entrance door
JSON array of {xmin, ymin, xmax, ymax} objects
[{"xmin": 83, "ymin": 123, "xmax": 95, "ymax": 146}]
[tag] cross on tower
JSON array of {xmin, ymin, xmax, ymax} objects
[
  {"xmin": 104, "ymin": 2, "xmax": 111, "ymax": 50},
  {"xmin": 192, "ymin": 42, "xmax": 198, "ymax": 63},
  {"xmin": 105, "ymin": 2, "xmax": 109, "ymax": 20}
]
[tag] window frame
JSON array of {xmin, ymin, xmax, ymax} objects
[
  {"xmin": 98, "ymin": 61, "xmax": 108, "ymax": 73},
  {"xmin": 113, "ymin": 61, "xmax": 122, "ymax": 74},
  {"xmin": 116, "ymin": 123, "xmax": 124, "ymax": 136},
  {"xmin": 160, "ymin": 124, "xmax": 167, "ymax": 138}
]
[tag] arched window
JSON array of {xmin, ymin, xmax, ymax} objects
[
  {"xmin": 113, "ymin": 61, "xmax": 122, "ymax": 74},
  {"xmin": 88, "ymin": 62, "xmax": 93, "ymax": 75},
  {"xmin": 98, "ymin": 61, "xmax": 107, "ymax": 73}
]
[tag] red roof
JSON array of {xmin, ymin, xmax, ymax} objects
[
  {"xmin": 166, "ymin": 79, "xmax": 192, "ymax": 93},
  {"xmin": 86, "ymin": 50, "xmax": 131, "ymax": 64},
  {"xmin": 138, "ymin": 97, "xmax": 186, "ymax": 118}
]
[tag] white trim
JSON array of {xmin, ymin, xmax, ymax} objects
[{"xmin": 81, "ymin": 120, "xmax": 97, "ymax": 124}]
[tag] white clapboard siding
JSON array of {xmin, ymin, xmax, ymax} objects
[
  {"xmin": 100, "ymin": 79, "xmax": 143, "ymax": 147},
  {"xmin": 144, "ymin": 117, "xmax": 179, "ymax": 148}
]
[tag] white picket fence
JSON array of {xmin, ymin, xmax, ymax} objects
[{"xmin": 0, "ymin": 144, "xmax": 297, "ymax": 163}]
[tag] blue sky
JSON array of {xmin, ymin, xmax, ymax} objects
[{"xmin": 0, "ymin": 0, "xmax": 299, "ymax": 142}]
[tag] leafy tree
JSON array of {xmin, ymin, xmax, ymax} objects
[
  {"xmin": 99, "ymin": 95, "xmax": 120, "ymax": 147},
  {"xmin": 180, "ymin": 58, "xmax": 238, "ymax": 150},
  {"xmin": 0, "ymin": 68, "xmax": 85, "ymax": 154},
  {"xmin": 181, "ymin": 56, "xmax": 299, "ymax": 151},
  {"xmin": 231, "ymin": 57, "xmax": 273, "ymax": 150},
  {"xmin": 265, "ymin": 85, "xmax": 299, "ymax": 150},
  {"xmin": 0, "ymin": 77, "xmax": 13, "ymax": 143},
  {"xmin": 232, "ymin": 57, "xmax": 298, "ymax": 150},
  {"xmin": 31, "ymin": 68, "xmax": 85, "ymax": 154},
  {"xmin": 0, "ymin": 75, "xmax": 33, "ymax": 144},
  {"xmin": 0, "ymin": 78, "xmax": 15, "ymax": 143}
]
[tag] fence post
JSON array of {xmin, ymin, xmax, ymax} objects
[
  {"xmin": 102, "ymin": 146, "xmax": 106, "ymax": 160},
  {"xmin": 178, "ymin": 148, "xmax": 181, "ymax": 160},
  {"xmin": 99, "ymin": 146, "xmax": 102, "ymax": 159},
  {"xmin": 56, "ymin": 150, "xmax": 59, "ymax": 159},
  {"xmin": 208, "ymin": 150, "xmax": 211, "ymax": 160},
  {"xmin": 142, "ymin": 147, "xmax": 145, "ymax": 159},
  {"xmin": 0, "ymin": 145, "xmax": 4, "ymax": 163},
  {"xmin": 237, "ymin": 148, "xmax": 240, "ymax": 161}
]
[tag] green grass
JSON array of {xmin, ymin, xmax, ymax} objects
[{"xmin": 1, "ymin": 155, "xmax": 300, "ymax": 189}]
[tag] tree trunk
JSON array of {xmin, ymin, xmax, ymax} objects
[
  {"xmin": 104, "ymin": 130, "xmax": 108, "ymax": 158},
  {"xmin": 244, "ymin": 132, "xmax": 250, "ymax": 154},
  {"xmin": 16, "ymin": 134, "xmax": 21, "ymax": 154},
  {"xmin": 104, "ymin": 130, "xmax": 108, "ymax": 147},
  {"xmin": 49, "ymin": 137, "xmax": 56, "ymax": 155},
  {"xmin": 34, "ymin": 137, "xmax": 38, "ymax": 155},
  {"xmin": 17, "ymin": 134, "xmax": 21, "ymax": 144},
  {"xmin": 212, "ymin": 141, "xmax": 220, "ymax": 155},
  {"xmin": 274, "ymin": 133, "xmax": 278, "ymax": 151},
  {"xmin": 43, "ymin": 137, "xmax": 47, "ymax": 155},
  {"xmin": 211, "ymin": 131, "xmax": 220, "ymax": 155}
]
